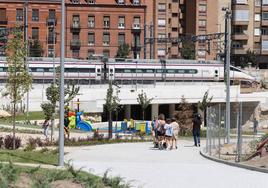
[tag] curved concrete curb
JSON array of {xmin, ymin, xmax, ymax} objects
[{"xmin": 200, "ymin": 150, "xmax": 268, "ymax": 174}]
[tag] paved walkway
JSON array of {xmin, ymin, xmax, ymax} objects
[{"xmin": 65, "ymin": 140, "xmax": 268, "ymax": 188}]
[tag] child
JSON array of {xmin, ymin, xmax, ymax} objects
[
  {"xmin": 171, "ymin": 118, "xmax": 179, "ymax": 149},
  {"xmin": 164, "ymin": 119, "xmax": 173, "ymax": 150}
]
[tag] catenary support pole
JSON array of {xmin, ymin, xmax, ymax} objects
[
  {"xmin": 59, "ymin": 0, "xmax": 65, "ymax": 167},
  {"xmin": 226, "ymin": 9, "xmax": 231, "ymax": 144},
  {"xmin": 24, "ymin": 0, "xmax": 29, "ymax": 123}
]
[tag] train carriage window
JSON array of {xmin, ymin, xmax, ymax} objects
[
  {"xmin": 115, "ymin": 69, "xmax": 124, "ymax": 73},
  {"xmin": 177, "ymin": 70, "xmax": 185, "ymax": 74},
  {"xmin": 230, "ymin": 67, "xmax": 241, "ymax": 72},
  {"xmin": 36, "ymin": 68, "xmax": 44, "ymax": 72},
  {"xmin": 0, "ymin": 68, "xmax": 4, "ymax": 72},
  {"xmin": 124, "ymin": 69, "xmax": 132, "ymax": 73},
  {"xmin": 146, "ymin": 69, "xmax": 154, "ymax": 73},
  {"xmin": 188, "ymin": 69, "xmax": 198, "ymax": 74},
  {"xmin": 167, "ymin": 69, "xmax": 175, "ymax": 73},
  {"xmin": 156, "ymin": 69, "xmax": 163, "ymax": 73},
  {"xmin": 136, "ymin": 69, "xmax": 143, "ymax": 73},
  {"xmin": 48, "ymin": 68, "xmax": 54, "ymax": 72}
]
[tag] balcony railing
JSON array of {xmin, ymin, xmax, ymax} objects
[
  {"xmin": 71, "ymin": 22, "xmax": 81, "ymax": 32},
  {"xmin": 47, "ymin": 18, "xmax": 57, "ymax": 26},
  {"xmin": 132, "ymin": 23, "xmax": 141, "ymax": 33},
  {"xmin": 70, "ymin": 39, "xmax": 81, "ymax": 48}
]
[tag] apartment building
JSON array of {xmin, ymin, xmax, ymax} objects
[
  {"xmin": 66, "ymin": 0, "xmax": 145, "ymax": 59},
  {"xmin": 144, "ymin": 0, "xmax": 186, "ymax": 59},
  {"xmin": 185, "ymin": 0, "xmax": 230, "ymax": 61},
  {"xmin": 232, "ymin": 0, "xmax": 268, "ymax": 68},
  {"xmin": 0, "ymin": 0, "xmax": 61, "ymax": 57},
  {"xmin": 0, "ymin": 0, "xmax": 145, "ymax": 59}
]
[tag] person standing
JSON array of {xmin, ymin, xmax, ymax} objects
[
  {"xmin": 171, "ymin": 118, "xmax": 179, "ymax": 149},
  {"xmin": 42, "ymin": 119, "xmax": 50, "ymax": 139},
  {"xmin": 192, "ymin": 113, "xmax": 202, "ymax": 147}
]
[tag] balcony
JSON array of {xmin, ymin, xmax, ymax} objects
[
  {"xmin": 231, "ymin": 47, "xmax": 247, "ymax": 54},
  {"xmin": 47, "ymin": 36, "xmax": 56, "ymax": 44},
  {"xmin": 70, "ymin": 39, "xmax": 81, "ymax": 49},
  {"xmin": 70, "ymin": 22, "xmax": 81, "ymax": 32},
  {"xmin": 46, "ymin": 18, "xmax": 57, "ymax": 26},
  {"xmin": 262, "ymin": 5, "xmax": 268, "ymax": 11},
  {"xmin": 132, "ymin": 23, "xmax": 141, "ymax": 33},
  {"xmin": 131, "ymin": 43, "xmax": 141, "ymax": 52},
  {"xmin": 232, "ymin": 33, "xmax": 248, "ymax": 40},
  {"xmin": 232, "ymin": 20, "xmax": 249, "ymax": 25},
  {"xmin": 0, "ymin": 17, "xmax": 8, "ymax": 25},
  {"xmin": 262, "ymin": 20, "xmax": 268, "ymax": 26}
]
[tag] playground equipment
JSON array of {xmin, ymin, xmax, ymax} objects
[
  {"xmin": 119, "ymin": 119, "xmax": 151, "ymax": 135},
  {"xmin": 68, "ymin": 111, "xmax": 93, "ymax": 132},
  {"xmin": 246, "ymin": 137, "xmax": 268, "ymax": 161}
]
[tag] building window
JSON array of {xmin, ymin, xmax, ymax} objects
[
  {"xmin": 261, "ymin": 28, "xmax": 268, "ymax": 35},
  {"xmin": 254, "ymin": 28, "xmax": 260, "ymax": 36},
  {"xmin": 0, "ymin": 9, "xmax": 7, "ymax": 22},
  {"xmin": 263, "ymin": 12, "xmax": 268, "ymax": 20},
  {"xmin": 103, "ymin": 16, "xmax": 110, "ymax": 28},
  {"xmin": 199, "ymin": 4, "xmax": 206, "ymax": 13},
  {"xmin": 133, "ymin": 0, "xmax": 140, "ymax": 5},
  {"xmin": 87, "ymin": 0, "xmax": 95, "ymax": 4},
  {"xmin": 48, "ymin": 46, "xmax": 54, "ymax": 57},
  {"xmin": 118, "ymin": 16, "xmax": 125, "ymax": 28},
  {"xmin": 255, "ymin": 14, "xmax": 260, "ymax": 21},
  {"xmin": 133, "ymin": 17, "xmax": 140, "ymax": 28},
  {"xmin": 88, "ymin": 32, "xmax": 95, "ymax": 45},
  {"xmin": 72, "ymin": 50, "xmax": 80, "ymax": 58},
  {"xmin": 117, "ymin": 0, "xmax": 125, "ymax": 5},
  {"xmin": 158, "ymin": 18, "xmax": 166, "ymax": 27},
  {"xmin": 72, "ymin": 0, "xmax": 80, "ymax": 4},
  {"xmin": 103, "ymin": 50, "xmax": 110, "ymax": 58},
  {"xmin": 32, "ymin": 9, "xmax": 39, "ymax": 21},
  {"xmin": 72, "ymin": 15, "xmax": 80, "ymax": 27},
  {"xmin": 118, "ymin": 33, "xmax": 125, "ymax": 46},
  {"xmin": 16, "ymin": 9, "xmax": 23, "ymax": 21},
  {"xmin": 255, "ymin": 0, "xmax": 261, "ymax": 6},
  {"xmin": 158, "ymin": 3, "xmax": 166, "ymax": 12},
  {"xmin": 32, "ymin": 27, "xmax": 39, "ymax": 40},
  {"xmin": 263, "ymin": 0, "xmax": 268, "ymax": 5},
  {"xmin": 234, "ymin": 0, "xmax": 248, "ymax": 4},
  {"xmin": 88, "ymin": 49, "xmax": 95, "ymax": 59},
  {"xmin": 262, "ymin": 40, "xmax": 268, "ymax": 51},
  {"xmin": 234, "ymin": 10, "xmax": 249, "ymax": 21},
  {"xmin": 157, "ymin": 48, "xmax": 166, "ymax": 56},
  {"xmin": 103, "ymin": 32, "xmax": 110, "ymax": 46},
  {"xmin": 49, "ymin": 9, "xmax": 55, "ymax": 19},
  {"xmin": 158, "ymin": 33, "xmax": 166, "ymax": 38},
  {"xmin": 88, "ymin": 16, "xmax": 95, "ymax": 28},
  {"xmin": 198, "ymin": 20, "xmax": 206, "ymax": 30}
]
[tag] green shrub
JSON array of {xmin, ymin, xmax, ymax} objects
[{"xmin": 0, "ymin": 162, "xmax": 18, "ymax": 187}]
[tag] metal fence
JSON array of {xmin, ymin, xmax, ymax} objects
[{"xmin": 205, "ymin": 102, "xmax": 250, "ymax": 162}]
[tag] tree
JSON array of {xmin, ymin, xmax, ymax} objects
[
  {"xmin": 198, "ymin": 90, "xmax": 213, "ymax": 127},
  {"xmin": 4, "ymin": 26, "xmax": 32, "ymax": 149},
  {"xmin": 174, "ymin": 96, "xmax": 193, "ymax": 135},
  {"xmin": 104, "ymin": 81, "xmax": 120, "ymax": 139},
  {"xmin": 137, "ymin": 90, "xmax": 153, "ymax": 120},
  {"xmin": 29, "ymin": 39, "xmax": 43, "ymax": 57},
  {"xmin": 41, "ymin": 67, "xmax": 80, "ymax": 141},
  {"xmin": 181, "ymin": 40, "xmax": 196, "ymax": 60},
  {"xmin": 115, "ymin": 43, "xmax": 130, "ymax": 58},
  {"xmin": 234, "ymin": 50, "xmax": 258, "ymax": 68}
]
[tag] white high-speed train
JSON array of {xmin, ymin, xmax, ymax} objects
[{"xmin": 0, "ymin": 57, "xmax": 256, "ymax": 85}]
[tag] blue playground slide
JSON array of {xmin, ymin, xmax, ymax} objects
[{"xmin": 76, "ymin": 121, "xmax": 93, "ymax": 132}]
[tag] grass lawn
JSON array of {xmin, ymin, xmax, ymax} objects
[
  {"xmin": 0, "ymin": 149, "xmax": 58, "ymax": 165},
  {"xmin": 0, "ymin": 127, "xmax": 42, "ymax": 134}
]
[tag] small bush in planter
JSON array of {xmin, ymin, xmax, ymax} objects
[{"xmin": 4, "ymin": 135, "xmax": 21, "ymax": 149}]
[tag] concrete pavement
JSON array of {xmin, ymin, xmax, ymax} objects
[{"xmin": 65, "ymin": 140, "xmax": 268, "ymax": 188}]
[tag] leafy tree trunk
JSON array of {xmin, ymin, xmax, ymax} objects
[
  {"xmin": 142, "ymin": 110, "xmax": 145, "ymax": 120},
  {"xmin": 108, "ymin": 111, "xmax": 112, "ymax": 139},
  {"xmin": 204, "ymin": 108, "xmax": 207, "ymax": 127},
  {"xmin": 12, "ymin": 101, "xmax": 16, "ymax": 150}
]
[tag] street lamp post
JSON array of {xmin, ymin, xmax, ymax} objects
[{"xmin": 58, "ymin": 0, "xmax": 65, "ymax": 167}]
